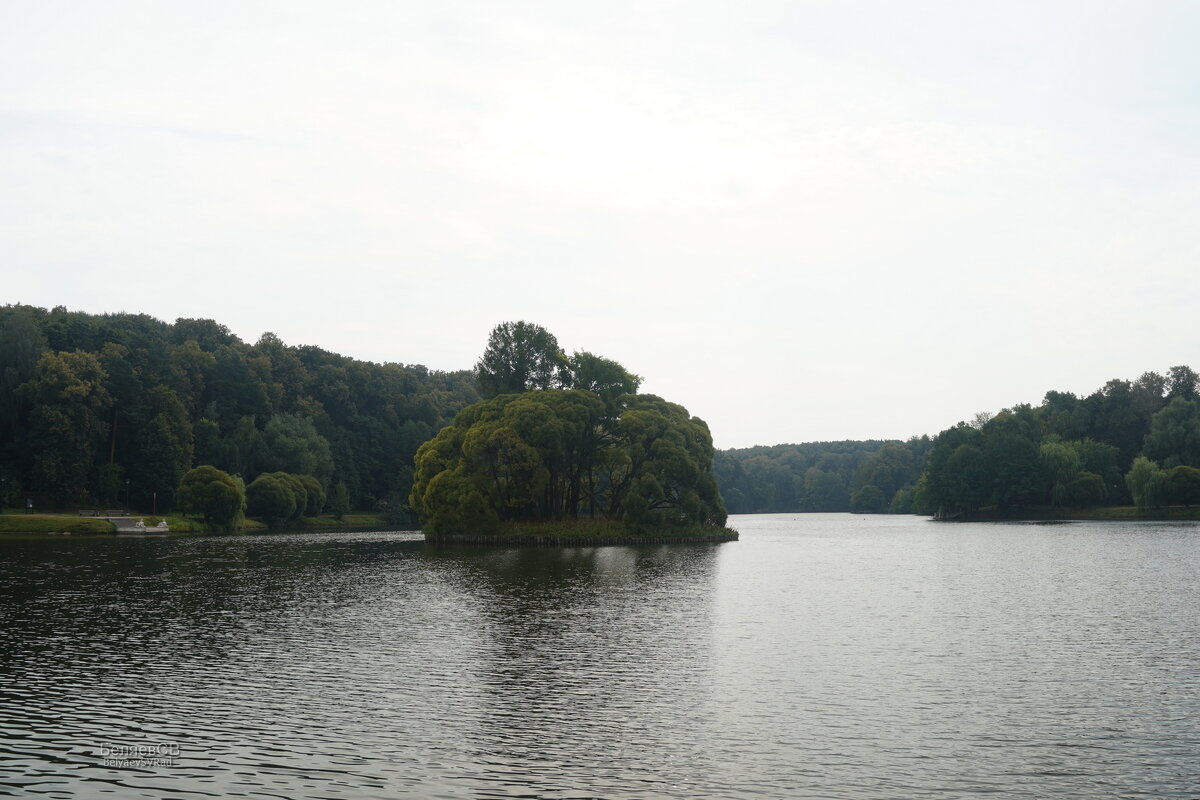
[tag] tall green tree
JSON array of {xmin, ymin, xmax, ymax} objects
[
  {"xmin": 1040, "ymin": 440, "xmax": 1081, "ymax": 506},
  {"xmin": 1166, "ymin": 365, "xmax": 1199, "ymax": 401},
  {"xmin": 177, "ymin": 465, "xmax": 245, "ymax": 530},
  {"xmin": 1126, "ymin": 457, "xmax": 1166, "ymax": 509},
  {"xmin": 474, "ymin": 321, "xmax": 565, "ymax": 398},
  {"xmin": 562, "ymin": 351, "xmax": 641, "ymax": 411},
  {"xmin": 0, "ymin": 307, "xmax": 47, "ymax": 466},
  {"xmin": 1144, "ymin": 397, "xmax": 1200, "ymax": 468},
  {"xmin": 298, "ymin": 474, "xmax": 326, "ymax": 516},
  {"xmin": 330, "ymin": 481, "xmax": 350, "ymax": 520},
  {"xmin": 1166, "ymin": 465, "xmax": 1200, "ymax": 506},
  {"xmin": 132, "ymin": 386, "xmax": 194, "ymax": 511},
  {"xmin": 22, "ymin": 350, "xmax": 112, "ymax": 500},
  {"xmin": 259, "ymin": 413, "xmax": 333, "ymax": 481},
  {"xmin": 246, "ymin": 473, "xmax": 298, "ymax": 527}
]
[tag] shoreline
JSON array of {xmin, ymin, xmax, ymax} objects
[
  {"xmin": 425, "ymin": 520, "xmax": 740, "ymax": 547},
  {"xmin": 426, "ymin": 531, "xmax": 740, "ymax": 547},
  {"xmin": 937, "ymin": 506, "xmax": 1200, "ymax": 523},
  {"xmin": 0, "ymin": 512, "xmax": 406, "ymax": 536}
]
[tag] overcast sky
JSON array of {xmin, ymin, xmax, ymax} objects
[{"xmin": 3, "ymin": 1, "xmax": 1199, "ymax": 449}]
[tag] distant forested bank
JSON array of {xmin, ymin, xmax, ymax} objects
[
  {"xmin": 715, "ymin": 439, "xmax": 932, "ymax": 514},
  {"xmin": 0, "ymin": 305, "xmax": 478, "ymax": 519},
  {"xmin": 716, "ymin": 366, "xmax": 1200, "ymax": 516}
]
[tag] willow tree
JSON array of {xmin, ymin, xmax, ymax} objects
[
  {"xmin": 177, "ymin": 465, "xmax": 245, "ymax": 530},
  {"xmin": 410, "ymin": 388, "xmax": 726, "ymax": 535}
]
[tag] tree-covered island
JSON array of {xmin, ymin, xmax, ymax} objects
[{"xmin": 410, "ymin": 322, "xmax": 735, "ymax": 543}]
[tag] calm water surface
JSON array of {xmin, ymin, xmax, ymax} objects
[{"xmin": 1, "ymin": 514, "xmax": 1198, "ymax": 798}]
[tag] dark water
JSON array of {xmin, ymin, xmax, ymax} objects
[{"xmin": 1, "ymin": 514, "xmax": 1198, "ymax": 798}]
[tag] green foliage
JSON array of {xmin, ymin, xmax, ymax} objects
[
  {"xmin": 0, "ymin": 304, "xmax": 479, "ymax": 511},
  {"xmin": 242, "ymin": 471, "xmax": 322, "ymax": 524},
  {"xmin": 1066, "ymin": 471, "xmax": 1107, "ymax": 507},
  {"xmin": 849, "ymin": 484, "xmax": 886, "ymax": 513},
  {"xmin": 1144, "ymin": 397, "xmax": 1200, "ymax": 468},
  {"xmin": 176, "ymin": 465, "xmax": 245, "ymax": 530},
  {"xmin": 804, "ymin": 468, "xmax": 849, "ymax": 512},
  {"xmin": 474, "ymin": 321, "xmax": 565, "ymax": 398},
  {"xmin": 12, "ymin": 305, "xmax": 1199, "ymax": 521},
  {"xmin": 22, "ymin": 349, "xmax": 113, "ymax": 501},
  {"xmin": 1125, "ymin": 457, "xmax": 1166, "ymax": 510},
  {"xmin": 246, "ymin": 473, "xmax": 297, "ymax": 527},
  {"xmin": 269, "ymin": 472, "xmax": 308, "ymax": 520},
  {"xmin": 944, "ymin": 443, "xmax": 987, "ymax": 511},
  {"xmin": 260, "ymin": 413, "xmax": 333, "ymax": 481},
  {"xmin": 920, "ymin": 419, "xmax": 1046, "ymax": 514},
  {"xmin": 0, "ymin": 515, "xmax": 116, "ymax": 534},
  {"xmin": 1040, "ymin": 438, "xmax": 1120, "ymax": 507},
  {"xmin": 715, "ymin": 437, "xmax": 931, "ymax": 514},
  {"xmin": 412, "ymin": 386, "xmax": 724, "ymax": 532},
  {"xmin": 0, "ymin": 308, "xmax": 47, "ymax": 470},
  {"xmin": 414, "ymin": 326, "xmax": 724, "ymax": 535},
  {"xmin": 134, "ymin": 387, "xmax": 194, "ymax": 510},
  {"xmin": 1166, "ymin": 365, "xmax": 1199, "ymax": 401},
  {"xmin": 610, "ymin": 394, "xmax": 726, "ymax": 528},
  {"xmin": 562, "ymin": 351, "xmax": 641, "ymax": 411},
  {"xmin": 330, "ymin": 480, "xmax": 350, "ymax": 520},
  {"xmin": 95, "ymin": 463, "xmax": 124, "ymax": 507},
  {"xmin": 298, "ymin": 474, "xmax": 325, "ymax": 516},
  {"xmin": 888, "ymin": 487, "xmax": 914, "ymax": 514},
  {"xmin": 1040, "ymin": 440, "xmax": 1081, "ymax": 506},
  {"xmin": 910, "ymin": 474, "xmax": 935, "ymax": 515},
  {"xmin": 1166, "ymin": 465, "xmax": 1200, "ymax": 506},
  {"xmin": 984, "ymin": 432, "xmax": 1042, "ymax": 510},
  {"xmin": 912, "ymin": 374, "xmax": 1189, "ymax": 515}
]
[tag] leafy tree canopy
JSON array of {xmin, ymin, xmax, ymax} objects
[
  {"xmin": 177, "ymin": 465, "xmax": 245, "ymax": 530},
  {"xmin": 246, "ymin": 473, "xmax": 298, "ymax": 527},
  {"xmin": 414, "ymin": 323, "xmax": 724, "ymax": 535},
  {"xmin": 474, "ymin": 321, "xmax": 565, "ymax": 398},
  {"xmin": 0, "ymin": 304, "xmax": 478, "ymax": 512}
]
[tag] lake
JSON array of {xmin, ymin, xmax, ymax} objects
[{"xmin": 1, "ymin": 514, "xmax": 1198, "ymax": 798}]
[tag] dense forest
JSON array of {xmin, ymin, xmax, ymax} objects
[
  {"xmin": 715, "ymin": 438, "xmax": 932, "ymax": 514},
  {"xmin": 717, "ymin": 366, "xmax": 1200, "ymax": 516},
  {"xmin": 0, "ymin": 304, "xmax": 478, "ymax": 518},
  {"xmin": 914, "ymin": 367, "xmax": 1200, "ymax": 515}
]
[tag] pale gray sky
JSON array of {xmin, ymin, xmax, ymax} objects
[{"xmin": 3, "ymin": 1, "xmax": 1199, "ymax": 448}]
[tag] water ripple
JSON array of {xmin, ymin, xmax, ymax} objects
[{"xmin": 1, "ymin": 522, "xmax": 1199, "ymax": 797}]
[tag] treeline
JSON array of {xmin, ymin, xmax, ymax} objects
[
  {"xmin": 718, "ymin": 366, "xmax": 1200, "ymax": 516},
  {"xmin": 715, "ymin": 438, "xmax": 933, "ymax": 514},
  {"xmin": 915, "ymin": 367, "xmax": 1200, "ymax": 514},
  {"xmin": 0, "ymin": 304, "xmax": 478, "ymax": 516},
  {"xmin": 8, "ymin": 302, "xmax": 1198, "ymax": 522}
]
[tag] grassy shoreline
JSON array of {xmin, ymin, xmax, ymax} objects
[
  {"xmin": 949, "ymin": 505, "xmax": 1200, "ymax": 522},
  {"xmin": 0, "ymin": 515, "xmax": 118, "ymax": 534},
  {"xmin": 0, "ymin": 512, "xmax": 401, "ymax": 536},
  {"xmin": 425, "ymin": 518, "xmax": 740, "ymax": 546}
]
